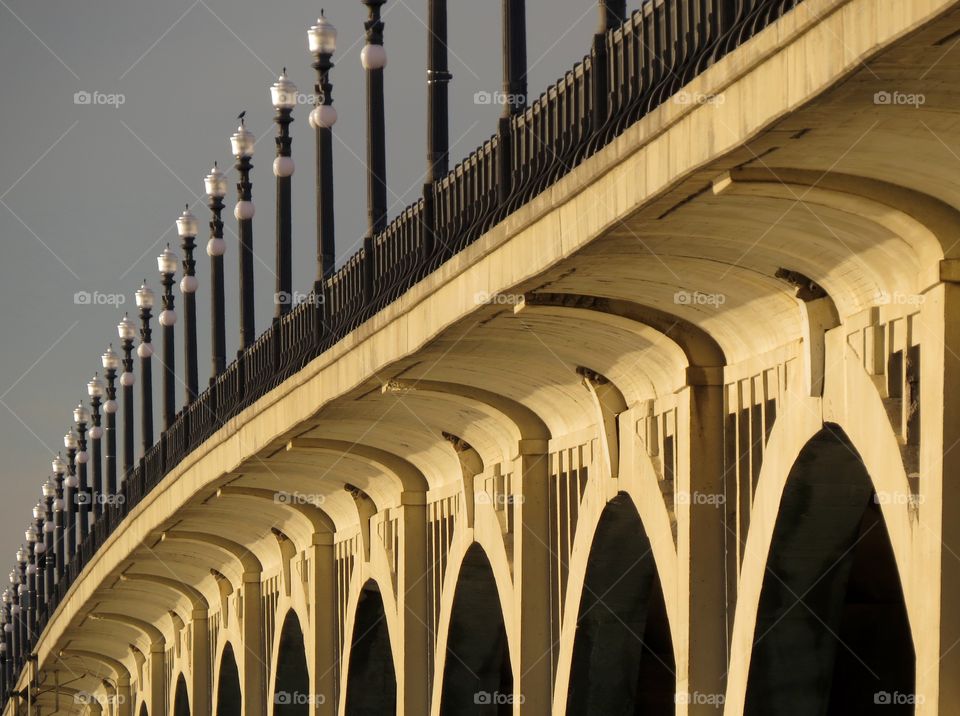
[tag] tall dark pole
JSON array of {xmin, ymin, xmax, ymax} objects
[
  {"xmin": 502, "ymin": 0, "xmax": 528, "ymax": 117},
  {"xmin": 177, "ymin": 209, "xmax": 200, "ymax": 402},
  {"xmin": 41, "ymin": 482, "xmax": 55, "ymax": 599},
  {"xmin": 118, "ymin": 316, "xmax": 136, "ymax": 477},
  {"xmin": 102, "ymin": 347, "xmax": 119, "ymax": 497},
  {"xmin": 64, "ymin": 432, "xmax": 77, "ymax": 558},
  {"xmin": 74, "ymin": 406, "xmax": 90, "ymax": 539},
  {"xmin": 272, "ymin": 72, "xmax": 295, "ymax": 317},
  {"xmin": 309, "ymin": 13, "xmax": 338, "ymax": 286},
  {"xmin": 204, "ymin": 166, "xmax": 228, "ymax": 379},
  {"xmin": 362, "ymin": 0, "xmax": 388, "ymax": 235},
  {"xmin": 427, "ymin": 0, "xmax": 451, "ymax": 182},
  {"xmin": 598, "ymin": 0, "xmax": 626, "ymax": 32},
  {"xmin": 158, "ymin": 246, "xmax": 178, "ymax": 431},
  {"xmin": 136, "ymin": 284, "xmax": 155, "ymax": 454},
  {"xmin": 51, "ymin": 459, "xmax": 65, "ymax": 584},
  {"xmin": 24, "ymin": 538, "xmax": 36, "ymax": 642},
  {"xmin": 15, "ymin": 557, "xmax": 25, "ymax": 661},
  {"xmin": 87, "ymin": 378, "xmax": 104, "ymax": 521},
  {"xmin": 6, "ymin": 590, "xmax": 17, "ymax": 674},
  {"xmin": 33, "ymin": 515, "xmax": 45, "ymax": 614},
  {"xmin": 232, "ymin": 119, "xmax": 256, "ymax": 351}
]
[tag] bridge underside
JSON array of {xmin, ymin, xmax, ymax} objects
[{"xmin": 16, "ymin": 0, "xmax": 960, "ymax": 714}]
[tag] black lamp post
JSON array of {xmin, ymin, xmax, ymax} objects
[
  {"xmin": 426, "ymin": 0, "xmax": 451, "ymax": 182},
  {"xmin": 231, "ymin": 119, "xmax": 256, "ymax": 351},
  {"xmin": 87, "ymin": 375, "xmax": 104, "ymax": 520},
  {"xmin": 23, "ymin": 529, "xmax": 37, "ymax": 640},
  {"xmin": 63, "ymin": 430, "xmax": 78, "ymax": 558},
  {"xmin": 101, "ymin": 346, "xmax": 120, "ymax": 497},
  {"xmin": 0, "ymin": 601, "xmax": 8, "ymax": 693},
  {"xmin": 135, "ymin": 283, "xmax": 155, "ymax": 454},
  {"xmin": 4, "ymin": 588, "xmax": 15, "ymax": 672},
  {"xmin": 73, "ymin": 402, "xmax": 91, "ymax": 539},
  {"xmin": 204, "ymin": 166, "xmax": 228, "ymax": 379},
  {"xmin": 117, "ymin": 315, "xmax": 136, "ymax": 477},
  {"xmin": 14, "ymin": 552, "xmax": 26, "ymax": 660},
  {"xmin": 309, "ymin": 13, "xmax": 338, "ymax": 285},
  {"xmin": 31, "ymin": 509, "xmax": 45, "ymax": 611},
  {"xmin": 41, "ymin": 479, "xmax": 55, "ymax": 598},
  {"xmin": 176, "ymin": 209, "xmax": 200, "ymax": 402},
  {"xmin": 502, "ymin": 0, "xmax": 527, "ymax": 117},
  {"xmin": 158, "ymin": 246, "xmax": 179, "ymax": 431},
  {"xmin": 361, "ymin": 0, "xmax": 388, "ymax": 236},
  {"xmin": 271, "ymin": 71, "xmax": 297, "ymax": 316},
  {"xmin": 51, "ymin": 456, "xmax": 65, "ymax": 583}
]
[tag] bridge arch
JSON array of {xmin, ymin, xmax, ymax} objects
[
  {"xmin": 342, "ymin": 579, "xmax": 398, "ymax": 716},
  {"xmin": 432, "ymin": 543, "xmax": 515, "ymax": 714},
  {"xmin": 737, "ymin": 425, "xmax": 914, "ymax": 714},
  {"xmin": 214, "ymin": 642, "xmax": 242, "ymax": 716},
  {"xmin": 172, "ymin": 673, "xmax": 190, "ymax": 716},
  {"xmin": 558, "ymin": 493, "xmax": 675, "ymax": 714},
  {"xmin": 269, "ymin": 609, "xmax": 311, "ymax": 715}
]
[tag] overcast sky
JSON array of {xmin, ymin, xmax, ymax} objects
[{"xmin": 0, "ymin": 0, "xmax": 610, "ymax": 565}]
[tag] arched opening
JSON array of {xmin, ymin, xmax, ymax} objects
[
  {"xmin": 173, "ymin": 674, "xmax": 190, "ymax": 716},
  {"xmin": 744, "ymin": 426, "xmax": 915, "ymax": 714},
  {"xmin": 566, "ymin": 493, "xmax": 675, "ymax": 714},
  {"xmin": 439, "ymin": 544, "xmax": 512, "ymax": 714},
  {"xmin": 216, "ymin": 642, "xmax": 242, "ymax": 716},
  {"xmin": 345, "ymin": 581, "xmax": 397, "ymax": 715},
  {"xmin": 273, "ymin": 610, "xmax": 311, "ymax": 715},
  {"xmin": 139, "ymin": 703, "xmax": 148, "ymax": 716}
]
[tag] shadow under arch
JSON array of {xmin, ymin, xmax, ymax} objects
[
  {"xmin": 273, "ymin": 610, "xmax": 311, "ymax": 715},
  {"xmin": 566, "ymin": 493, "xmax": 675, "ymax": 714},
  {"xmin": 345, "ymin": 581, "xmax": 397, "ymax": 715},
  {"xmin": 744, "ymin": 426, "xmax": 915, "ymax": 714},
  {"xmin": 173, "ymin": 674, "xmax": 190, "ymax": 716},
  {"xmin": 216, "ymin": 642, "xmax": 242, "ymax": 716},
  {"xmin": 439, "ymin": 544, "xmax": 513, "ymax": 714}
]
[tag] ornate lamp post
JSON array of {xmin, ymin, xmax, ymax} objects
[
  {"xmin": 23, "ymin": 524, "xmax": 44, "ymax": 639},
  {"xmin": 63, "ymin": 430, "xmax": 78, "ymax": 558},
  {"xmin": 231, "ymin": 118, "xmax": 256, "ymax": 351},
  {"xmin": 41, "ymin": 479, "xmax": 55, "ymax": 598},
  {"xmin": 73, "ymin": 402, "xmax": 91, "ymax": 538},
  {"xmin": 14, "ymin": 551, "xmax": 26, "ymax": 658},
  {"xmin": 158, "ymin": 246, "xmax": 179, "ymax": 430},
  {"xmin": 309, "ymin": 13, "xmax": 338, "ymax": 285},
  {"xmin": 117, "ymin": 315, "xmax": 136, "ymax": 477},
  {"xmin": 3, "ymin": 588, "xmax": 14, "ymax": 673},
  {"xmin": 32, "ymin": 504, "xmax": 46, "ymax": 611},
  {"xmin": 501, "ymin": 0, "xmax": 527, "ymax": 117},
  {"xmin": 87, "ymin": 375, "xmax": 105, "ymax": 520},
  {"xmin": 23, "ymin": 528, "xmax": 37, "ymax": 639},
  {"xmin": 361, "ymin": 0, "xmax": 388, "ymax": 235},
  {"xmin": 271, "ymin": 70, "xmax": 297, "ymax": 316},
  {"xmin": 426, "ymin": 0, "xmax": 451, "ymax": 182},
  {"xmin": 101, "ymin": 346, "xmax": 120, "ymax": 497},
  {"xmin": 204, "ymin": 166, "xmax": 228, "ymax": 379},
  {"xmin": 51, "ymin": 456, "xmax": 65, "ymax": 582},
  {"xmin": 135, "ymin": 283, "xmax": 155, "ymax": 454},
  {"xmin": 176, "ymin": 208, "xmax": 200, "ymax": 402}
]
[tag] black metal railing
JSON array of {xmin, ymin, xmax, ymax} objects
[{"xmin": 6, "ymin": 0, "xmax": 806, "ymax": 697}]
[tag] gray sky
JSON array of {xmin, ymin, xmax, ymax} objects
[{"xmin": 0, "ymin": 0, "xmax": 606, "ymax": 560}]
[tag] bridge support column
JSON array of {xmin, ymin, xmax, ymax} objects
[
  {"xmin": 116, "ymin": 676, "xmax": 133, "ymax": 716},
  {"xmin": 241, "ymin": 574, "xmax": 265, "ymax": 716},
  {"xmin": 149, "ymin": 644, "xmax": 165, "ymax": 716},
  {"xmin": 676, "ymin": 374, "xmax": 727, "ymax": 714},
  {"xmin": 513, "ymin": 447, "xmax": 552, "ymax": 714},
  {"xmin": 191, "ymin": 610, "xmax": 211, "ymax": 716},
  {"xmin": 309, "ymin": 538, "xmax": 337, "ymax": 716},
  {"xmin": 918, "ymin": 279, "xmax": 960, "ymax": 713},
  {"xmin": 398, "ymin": 494, "xmax": 430, "ymax": 716}
]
